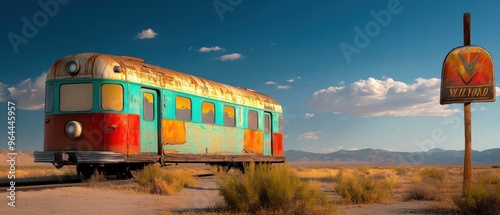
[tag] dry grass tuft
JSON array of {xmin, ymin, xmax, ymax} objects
[
  {"xmin": 335, "ymin": 169, "xmax": 398, "ymax": 204},
  {"xmin": 404, "ymin": 167, "xmax": 450, "ymax": 201},
  {"xmin": 0, "ymin": 166, "xmax": 77, "ymax": 179},
  {"xmin": 420, "ymin": 167, "xmax": 447, "ymax": 182},
  {"xmin": 405, "ymin": 183, "xmax": 441, "ymax": 201},
  {"xmin": 453, "ymin": 171, "xmax": 500, "ymax": 215},
  {"xmin": 135, "ymin": 165, "xmax": 197, "ymax": 195},
  {"xmin": 395, "ymin": 167, "xmax": 410, "ymax": 176},
  {"xmin": 86, "ymin": 170, "xmax": 107, "ymax": 187},
  {"xmin": 216, "ymin": 163, "xmax": 337, "ymax": 214}
]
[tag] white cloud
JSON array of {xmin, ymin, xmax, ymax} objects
[
  {"xmin": 276, "ymin": 85, "xmax": 291, "ymax": 90},
  {"xmin": 5, "ymin": 72, "xmax": 46, "ymax": 110},
  {"xmin": 135, "ymin": 28, "xmax": 157, "ymax": 39},
  {"xmin": 199, "ymin": 46, "xmax": 225, "ymax": 52},
  {"xmin": 298, "ymin": 131, "xmax": 321, "ymax": 140},
  {"xmin": 218, "ymin": 53, "xmax": 242, "ymax": 61},
  {"xmin": 304, "ymin": 113, "xmax": 314, "ymax": 118},
  {"xmin": 286, "ymin": 76, "xmax": 302, "ymax": 83},
  {"xmin": 265, "ymin": 81, "xmax": 277, "ymax": 85},
  {"xmin": 308, "ymin": 77, "xmax": 460, "ymax": 117},
  {"xmin": 188, "ymin": 46, "xmax": 193, "ymax": 50}
]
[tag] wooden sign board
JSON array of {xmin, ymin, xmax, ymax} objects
[{"xmin": 440, "ymin": 46, "xmax": 495, "ymax": 104}]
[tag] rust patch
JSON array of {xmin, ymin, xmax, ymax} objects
[
  {"xmin": 162, "ymin": 119, "xmax": 186, "ymax": 145},
  {"xmin": 272, "ymin": 133, "xmax": 284, "ymax": 156},
  {"xmin": 244, "ymin": 129, "xmax": 263, "ymax": 154},
  {"xmin": 46, "ymin": 53, "xmax": 282, "ymax": 112}
]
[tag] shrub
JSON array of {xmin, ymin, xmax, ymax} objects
[
  {"xmin": 453, "ymin": 172, "xmax": 500, "ymax": 215},
  {"xmin": 216, "ymin": 163, "xmax": 336, "ymax": 214},
  {"xmin": 86, "ymin": 170, "xmax": 107, "ymax": 187},
  {"xmin": 381, "ymin": 175, "xmax": 400, "ymax": 190},
  {"xmin": 420, "ymin": 168, "xmax": 446, "ymax": 182},
  {"xmin": 405, "ymin": 183, "xmax": 440, "ymax": 201},
  {"xmin": 335, "ymin": 171, "xmax": 394, "ymax": 204},
  {"xmin": 135, "ymin": 165, "xmax": 196, "ymax": 195},
  {"xmin": 404, "ymin": 168, "xmax": 449, "ymax": 201},
  {"xmin": 395, "ymin": 167, "xmax": 410, "ymax": 176},
  {"xmin": 135, "ymin": 165, "xmax": 163, "ymax": 186}
]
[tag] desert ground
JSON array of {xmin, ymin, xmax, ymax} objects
[
  {"xmin": 0, "ymin": 172, "xmax": 454, "ymax": 215},
  {"xmin": 0, "ymin": 151, "xmax": 498, "ymax": 214}
]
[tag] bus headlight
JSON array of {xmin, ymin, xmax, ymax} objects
[
  {"xmin": 66, "ymin": 121, "xmax": 82, "ymax": 138},
  {"xmin": 67, "ymin": 60, "xmax": 80, "ymax": 75}
]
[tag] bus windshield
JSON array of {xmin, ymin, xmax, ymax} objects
[{"xmin": 60, "ymin": 83, "xmax": 93, "ymax": 111}]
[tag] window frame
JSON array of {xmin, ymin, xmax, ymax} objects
[
  {"xmin": 45, "ymin": 84, "xmax": 54, "ymax": 113},
  {"xmin": 201, "ymin": 101, "xmax": 215, "ymax": 124},
  {"xmin": 248, "ymin": 109, "xmax": 259, "ymax": 130},
  {"xmin": 223, "ymin": 105, "xmax": 236, "ymax": 127},
  {"xmin": 175, "ymin": 96, "xmax": 192, "ymax": 121},
  {"xmin": 264, "ymin": 114, "xmax": 270, "ymax": 133},
  {"xmin": 101, "ymin": 83, "xmax": 124, "ymax": 111},
  {"xmin": 59, "ymin": 83, "xmax": 93, "ymax": 112},
  {"xmin": 143, "ymin": 92, "xmax": 155, "ymax": 121}
]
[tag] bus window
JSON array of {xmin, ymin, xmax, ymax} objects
[
  {"xmin": 176, "ymin": 96, "xmax": 191, "ymax": 121},
  {"xmin": 248, "ymin": 110, "xmax": 258, "ymax": 130},
  {"xmin": 202, "ymin": 102, "xmax": 215, "ymax": 124},
  {"xmin": 224, "ymin": 106, "xmax": 235, "ymax": 127},
  {"xmin": 45, "ymin": 85, "xmax": 54, "ymax": 112},
  {"xmin": 60, "ymin": 83, "xmax": 93, "ymax": 111},
  {"xmin": 143, "ymin": 92, "xmax": 154, "ymax": 120},
  {"xmin": 101, "ymin": 84, "xmax": 123, "ymax": 111}
]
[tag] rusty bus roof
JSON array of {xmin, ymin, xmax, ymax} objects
[{"xmin": 46, "ymin": 53, "xmax": 282, "ymax": 112}]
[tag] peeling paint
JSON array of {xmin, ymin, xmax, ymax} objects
[
  {"xmin": 162, "ymin": 119, "xmax": 186, "ymax": 145},
  {"xmin": 43, "ymin": 113, "xmax": 139, "ymax": 154},
  {"xmin": 244, "ymin": 129, "xmax": 263, "ymax": 154},
  {"xmin": 163, "ymin": 122, "xmax": 244, "ymax": 154},
  {"xmin": 272, "ymin": 133, "xmax": 284, "ymax": 156}
]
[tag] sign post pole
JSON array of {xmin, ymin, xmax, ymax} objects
[
  {"xmin": 441, "ymin": 13, "xmax": 495, "ymax": 194},
  {"xmin": 462, "ymin": 13, "xmax": 472, "ymax": 192}
]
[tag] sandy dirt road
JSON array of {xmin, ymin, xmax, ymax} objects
[
  {"xmin": 1, "ymin": 176, "xmax": 451, "ymax": 215},
  {"xmin": 1, "ymin": 176, "xmax": 224, "ymax": 215}
]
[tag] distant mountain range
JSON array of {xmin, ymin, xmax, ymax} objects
[
  {"xmin": 284, "ymin": 148, "xmax": 500, "ymax": 165},
  {"xmin": 1, "ymin": 148, "xmax": 498, "ymax": 167}
]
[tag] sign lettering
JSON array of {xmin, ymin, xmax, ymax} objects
[{"xmin": 440, "ymin": 46, "xmax": 495, "ymax": 104}]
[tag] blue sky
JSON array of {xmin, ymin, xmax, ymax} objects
[{"xmin": 1, "ymin": 0, "xmax": 500, "ymax": 152}]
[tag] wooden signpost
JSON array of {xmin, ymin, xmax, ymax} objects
[{"xmin": 440, "ymin": 13, "xmax": 495, "ymax": 191}]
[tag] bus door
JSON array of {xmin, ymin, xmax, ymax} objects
[
  {"xmin": 140, "ymin": 88, "xmax": 159, "ymax": 153},
  {"xmin": 263, "ymin": 112, "xmax": 272, "ymax": 155}
]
